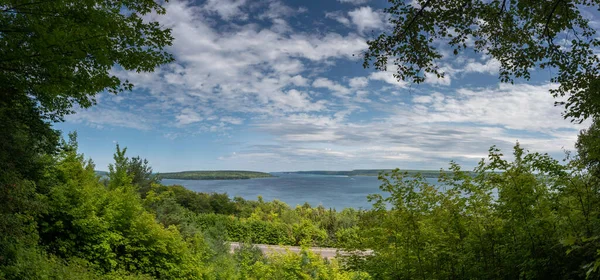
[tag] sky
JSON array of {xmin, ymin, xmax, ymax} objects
[{"xmin": 56, "ymin": 0, "xmax": 588, "ymax": 172}]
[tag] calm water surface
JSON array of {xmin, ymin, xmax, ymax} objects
[{"xmin": 161, "ymin": 173, "xmax": 439, "ymax": 210}]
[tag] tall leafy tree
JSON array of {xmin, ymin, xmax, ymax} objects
[
  {"xmin": 0, "ymin": 0, "xmax": 173, "ymax": 268},
  {"xmin": 128, "ymin": 156, "xmax": 158, "ymax": 195},
  {"xmin": 365, "ymin": 0, "xmax": 600, "ymax": 121},
  {"xmin": 0, "ymin": 0, "xmax": 173, "ymax": 120},
  {"xmin": 576, "ymin": 118, "xmax": 600, "ymax": 172},
  {"xmin": 106, "ymin": 145, "xmax": 158, "ymax": 194},
  {"xmin": 0, "ymin": 0, "xmax": 173, "ymax": 180}
]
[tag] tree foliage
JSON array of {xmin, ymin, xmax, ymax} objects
[
  {"xmin": 0, "ymin": 0, "xmax": 174, "ymax": 207},
  {"xmin": 38, "ymin": 136, "xmax": 206, "ymax": 278},
  {"xmin": 0, "ymin": 0, "xmax": 173, "ymax": 120},
  {"xmin": 146, "ymin": 184, "xmax": 361, "ymax": 247},
  {"xmin": 343, "ymin": 143, "xmax": 600, "ymax": 279},
  {"xmin": 0, "ymin": 1, "xmax": 173, "ymax": 268},
  {"xmin": 366, "ymin": 0, "xmax": 600, "ymax": 121}
]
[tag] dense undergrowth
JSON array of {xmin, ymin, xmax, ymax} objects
[{"xmin": 0, "ymin": 134, "xmax": 369, "ymax": 279}]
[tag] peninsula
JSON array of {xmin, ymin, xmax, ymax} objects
[{"xmin": 158, "ymin": 170, "xmax": 274, "ymax": 180}]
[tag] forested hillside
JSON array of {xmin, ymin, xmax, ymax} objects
[
  {"xmin": 1, "ymin": 135, "xmax": 368, "ymax": 279},
  {"xmin": 159, "ymin": 171, "xmax": 274, "ymax": 180}
]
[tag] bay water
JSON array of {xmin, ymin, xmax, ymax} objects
[{"xmin": 161, "ymin": 172, "xmax": 440, "ymax": 210}]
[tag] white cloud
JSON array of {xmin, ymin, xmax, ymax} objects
[
  {"xmin": 325, "ymin": 11, "xmax": 350, "ymax": 25},
  {"xmin": 176, "ymin": 108, "xmax": 203, "ymax": 126},
  {"xmin": 271, "ymin": 59, "xmax": 304, "ymax": 74},
  {"xmin": 349, "ymin": 77, "xmax": 369, "ymax": 88},
  {"xmin": 313, "ymin": 78, "xmax": 351, "ymax": 96},
  {"xmin": 289, "ymin": 75, "xmax": 309, "ymax": 87},
  {"xmin": 464, "ymin": 57, "xmax": 501, "ymax": 75},
  {"xmin": 365, "ymin": 63, "xmax": 408, "ymax": 88},
  {"xmin": 241, "ymin": 82, "xmax": 583, "ymax": 170},
  {"xmin": 203, "ymin": 0, "xmax": 247, "ymax": 20},
  {"xmin": 424, "ymin": 72, "xmax": 452, "ymax": 86},
  {"xmin": 221, "ymin": 116, "xmax": 244, "ymax": 125},
  {"xmin": 348, "ymin": 6, "xmax": 385, "ymax": 34},
  {"xmin": 105, "ymin": 1, "xmax": 369, "ymax": 129},
  {"xmin": 66, "ymin": 0, "xmax": 584, "ymax": 172},
  {"xmin": 249, "ymin": 113, "xmax": 508, "ymax": 169},
  {"xmin": 66, "ymin": 107, "xmax": 152, "ymax": 130},
  {"xmin": 369, "ymin": 72, "xmax": 406, "ymax": 88},
  {"xmin": 259, "ymin": 1, "xmax": 305, "ymax": 20},
  {"xmin": 412, "ymin": 95, "xmax": 433, "ymax": 104},
  {"xmin": 270, "ymin": 89, "xmax": 327, "ymax": 112},
  {"xmin": 338, "ymin": 0, "xmax": 370, "ymax": 5},
  {"xmin": 415, "ymin": 83, "xmax": 579, "ymax": 131}
]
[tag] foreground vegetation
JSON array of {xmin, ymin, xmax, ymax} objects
[
  {"xmin": 5, "ymin": 128, "xmax": 600, "ymax": 279},
  {"xmin": 159, "ymin": 171, "xmax": 274, "ymax": 180},
  {"xmin": 0, "ymin": 135, "xmax": 369, "ymax": 279}
]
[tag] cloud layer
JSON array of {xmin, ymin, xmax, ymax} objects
[{"xmin": 64, "ymin": 0, "xmax": 585, "ymax": 172}]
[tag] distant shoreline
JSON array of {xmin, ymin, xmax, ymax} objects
[
  {"xmin": 285, "ymin": 169, "xmax": 474, "ymax": 178},
  {"xmin": 158, "ymin": 170, "xmax": 275, "ymax": 180},
  {"xmin": 95, "ymin": 169, "xmax": 478, "ymax": 180}
]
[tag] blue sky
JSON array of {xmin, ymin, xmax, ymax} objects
[{"xmin": 56, "ymin": 0, "xmax": 587, "ymax": 172}]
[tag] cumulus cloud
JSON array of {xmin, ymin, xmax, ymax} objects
[
  {"xmin": 67, "ymin": 0, "xmax": 584, "ymax": 171},
  {"xmin": 259, "ymin": 0, "xmax": 306, "ymax": 20},
  {"xmin": 313, "ymin": 78, "xmax": 351, "ymax": 96},
  {"xmin": 176, "ymin": 108, "xmax": 203, "ymax": 126},
  {"xmin": 247, "ymin": 113, "xmax": 508, "ymax": 170},
  {"xmin": 338, "ymin": 0, "xmax": 370, "ymax": 5},
  {"xmin": 203, "ymin": 0, "xmax": 247, "ymax": 20},
  {"xmin": 270, "ymin": 89, "xmax": 327, "ymax": 112},
  {"xmin": 349, "ymin": 77, "xmax": 369, "ymax": 88},
  {"xmin": 100, "ymin": 1, "xmax": 368, "ymax": 131},
  {"xmin": 220, "ymin": 116, "xmax": 244, "ymax": 125},
  {"xmin": 66, "ymin": 107, "xmax": 152, "ymax": 130},
  {"xmin": 424, "ymin": 67, "xmax": 453, "ymax": 85},
  {"xmin": 369, "ymin": 72, "xmax": 406, "ymax": 88},
  {"xmin": 414, "ymin": 83, "xmax": 577, "ymax": 131},
  {"xmin": 289, "ymin": 75, "xmax": 309, "ymax": 87},
  {"xmin": 348, "ymin": 6, "xmax": 385, "ymax": 34},
  {"xmin": 463, "ymin": 57, "xmax": 501, "ymax": 75},
  {"xmin": 412, "ymin": 95, "xmax": 434, "ymax": 104},
  {"xmin": 325, "ymin": 11, "xmax": 350, "ymax": 25},
  {"xmin": 238, "ymin": 82, "xmax": 582, "ymax": 170}
]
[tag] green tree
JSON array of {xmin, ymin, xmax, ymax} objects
[
  {"xmin": 105, "ymin": 145, "xmax": 158, "ymax": 195},
  {"xmin": 0, "ymin": 0, "xmax": 173, "ymax": 265},
  {"xmin": 576, "ymin": 118, "xmax": 600, "ymax": 172},
  {"xmin": 345, "ymin": 144, "xmax": 592, "ymax": 279},
  {"xmin": 108, "ymin": 144, "xmax": 133, "ymax": 190},
  {"xmin": 39, "ymin": 139, "xmax": 207, "ymax": 278},
  {"xmin": 128, "ymin": 156, "xmax": 158, "ymax": 196},
  {"xmin": 250, "ymin": 250, "xmax": 370, "ymax": 280},
  {"xmin": 1, "ymin": 0, "xmax": 173, "ymax": 121},
  {"xmin": 0, "ymin": 0, "xmax": 173, "ymax": 197},
  {"xmin": 562, "ymin": 119, "xmax": 600, "ymax": 278},
  {"xmin": 366, "ymin": 0, "xmax": 600, "ymax": 121},
  {"xmin": 0, "ymin": 0, "xmax": 174, "ymax": 183}
]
